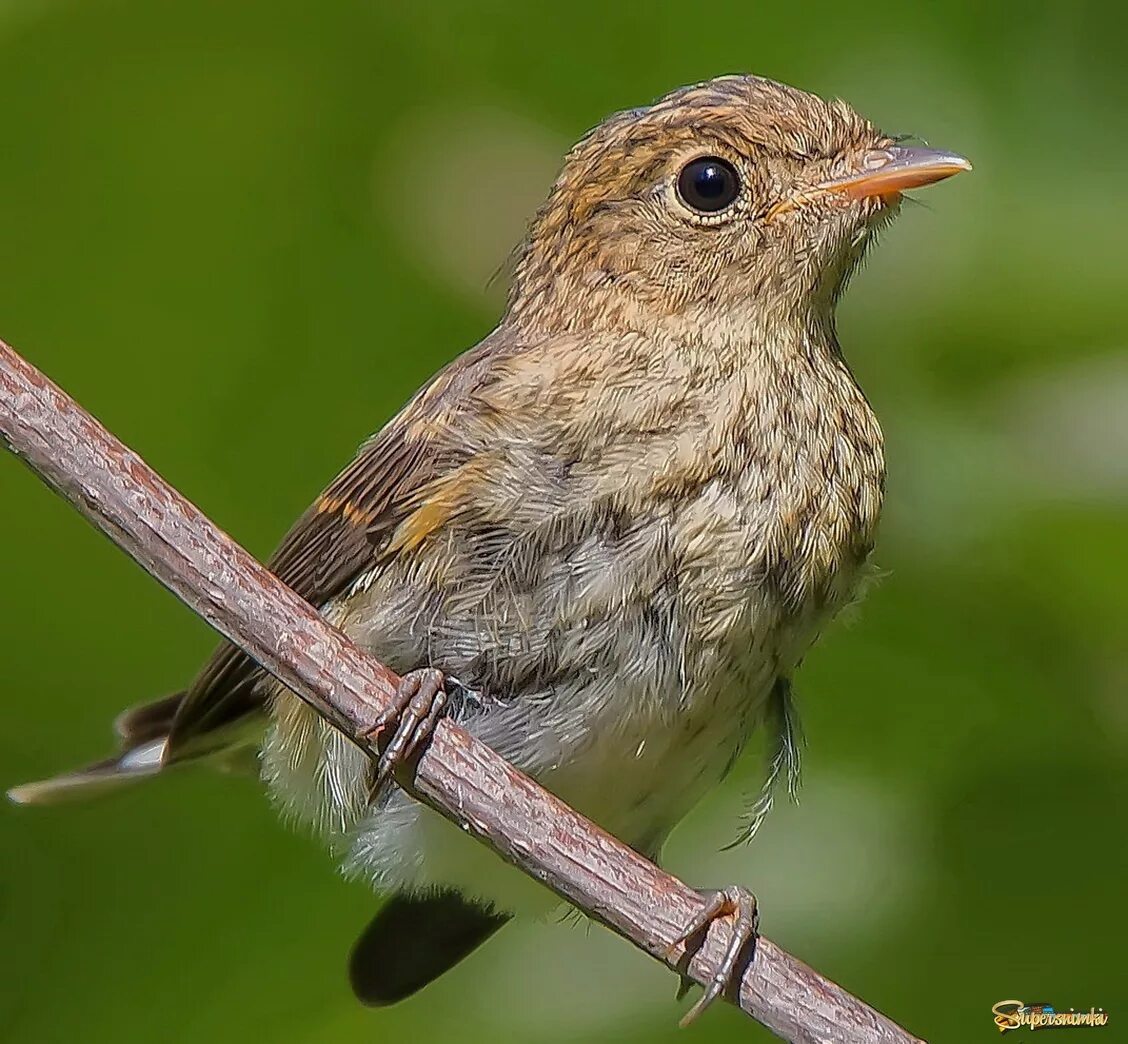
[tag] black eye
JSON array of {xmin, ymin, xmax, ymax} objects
[{"xmin": 676, "ymin": 156, "xmax": 741, "ymax": 214}]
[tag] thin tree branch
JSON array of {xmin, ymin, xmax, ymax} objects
[{"xmin": 0, "ymin": 337, "xmax": 923, "ymax": 1044}]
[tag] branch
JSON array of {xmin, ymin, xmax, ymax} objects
[{"xmin": 0, "ymin": 337, "xmax": 923, "ymax": 1044}]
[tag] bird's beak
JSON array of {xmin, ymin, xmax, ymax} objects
[
  {"xmin": 768, "ymin": 145, "xmax": 971, "ymax": 219},
  {"xmin": 818, "ymin": 145, "xmax": 973, "ymax": 199}
]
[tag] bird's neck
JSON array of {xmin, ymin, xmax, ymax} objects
[
  {"xmin": 501, "ymin": 289, "xmax": 881, "ymax": 490},
  {"xmin": 510, "ymin": 264, "xmax": 845, "ymax": 369},
  {"xmin": 651, "ymin": 296, "xmax": 848, "ymax": 377}
]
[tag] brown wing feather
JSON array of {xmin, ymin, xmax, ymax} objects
[{"xmin": 166, "ymin": 337, "xmax": 505, "ymax": 757}]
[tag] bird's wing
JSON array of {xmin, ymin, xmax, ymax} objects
[{"xmin": 165, "ymin": 338, "xmax": 503, "ymax": 758}]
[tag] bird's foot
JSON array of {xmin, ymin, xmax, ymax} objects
[
  {"xmin": 667, "ymin": 885, "xmax": 759, "ymax": 1026},
  {"xmin": 365, "ymin": 667, "xmax": 450, "ymax": 799}
]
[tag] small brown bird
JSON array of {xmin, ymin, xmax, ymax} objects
[{"xmin": 11, "ymin": 74, "xmax": 969, "ymax": 1022}]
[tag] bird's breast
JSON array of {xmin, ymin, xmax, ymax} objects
[{"xmin": 655, "ymin": 355, "xmax": 885, "ymax": 688}]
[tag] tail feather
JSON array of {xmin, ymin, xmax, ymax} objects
[
  {"xmin": 7, "ymin": 738, "xmax": 168, "ymax": 806},
  {"xmin": 349, "ymin": 890, "xmax": 510, "ymax": 1006},
  {"xmin": 8, "ymin": 690, "xmax": 260, "ymax": 806}
]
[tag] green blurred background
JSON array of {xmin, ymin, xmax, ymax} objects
[{"xmin": 2, "ymin": 2, "xmax": 1125, "ymax": 1041}]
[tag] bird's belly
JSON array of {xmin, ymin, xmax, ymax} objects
[
  {"xmin": 338, "ymin": 657, "xmax": 779, "ymax": 918},
  {"xmin": 262, "ymin": 632, "xmax": 780, "ymax": 916},
  {"xmin": 538, "ymin": 661, "xmax": 778, "ymax": 854}
]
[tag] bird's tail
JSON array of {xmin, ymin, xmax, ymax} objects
[
  {"xmin": 349, "ymin": 890, "xmax": 511, "ymax": 1006},
  {"xmin": 7, "ymin": 692, "xmax": 257, "ymax": 806}
]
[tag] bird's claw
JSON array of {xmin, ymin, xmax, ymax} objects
[
  {"xmin": 365, "ymin": 667, "xmax": 449, "ymax": 799},
  {"xmin": 667, "ymin": 885, "xmax": 759, "ymax": 1026}
]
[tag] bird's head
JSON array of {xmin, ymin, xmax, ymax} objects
[{"xmin": 509, "ymin": 74, "xmax": 969, "ymax": 335}]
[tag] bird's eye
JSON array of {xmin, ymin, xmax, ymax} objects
[{"xmin": 676, "ymin": 156, "xmax": 741, "ymax": 214}]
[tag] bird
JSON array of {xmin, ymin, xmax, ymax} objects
[{"xmin": 9, "ymin": 73, "xmax": 969, "ymax": 1023}]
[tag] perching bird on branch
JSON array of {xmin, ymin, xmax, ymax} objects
[{"xmin": 11, "ymin": 74, "xmax": 968, "ymax": 1022}]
